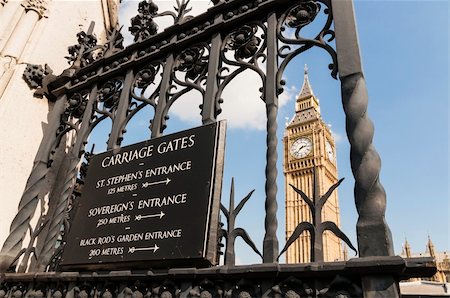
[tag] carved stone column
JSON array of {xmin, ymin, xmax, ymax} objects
[
  {"xmin": 0, "ymin": 0, "xmax": 47, "ymax": 97},
  {"xmin": 0, "ymin": 56, "xmax": 16, "ymax": 98},
  {"xmin": 0, "ymin": 0, "xmax": 22, "ymax": 52},
  {"xmin": 2, "ymin": 0, "xmax": 48, "ymax": 59},
  {"xmin": 102, "ymin": 0, "xmax": 121, "ymax": 30}
]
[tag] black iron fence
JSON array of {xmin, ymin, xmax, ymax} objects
[{"xmin": 0, "ymin": 0, "xmax": 435, "ymax": 296}]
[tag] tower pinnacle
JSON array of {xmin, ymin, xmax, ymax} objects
[
  {"xmin": 293, "ymin": 64, "xmax": 320, "ymax": 116},
  {"xmin": 298, "ymin": 64, "xmax": 314, "ymax": 99},
  {"xmin": 402, "ymin": 238, "xmax": 411, "ymax": 257},
  {"xmin": 427, "ymin": 235, "xmax": 436, "ymax": 258}
]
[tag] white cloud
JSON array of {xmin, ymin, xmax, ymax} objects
[
  {"xmin": 279, "ymin": 84, "xmax": 297, "ymax": 108},
  {"xmin": 166, "ymin": 73, "xmax": 298, "ymax": 131},
  {"xmin": 332, "ymin": 130, "xmax": 344, "ymax": 144}
]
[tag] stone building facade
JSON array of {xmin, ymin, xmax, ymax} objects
[
  {"xmin": 0, "ymin": 0, "xmax": 120, "ymax": 248},
  {"xmin": 401, "ymin": 237, "xmax": 450, "ymax": 283}
]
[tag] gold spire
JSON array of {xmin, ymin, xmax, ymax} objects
[
  {"xmin": 294, "ymin": 64, "xmax": 320, "ymax": 115},
  {"xmin": 298, "ymin": 64, "xmax": 314, "ymax": 99}
]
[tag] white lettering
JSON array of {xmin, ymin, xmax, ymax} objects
[
  {"xmin": 117, "ymin": 233, "xmax": 144, "ymax": 243},
  {"xmin": 144, "ymin": 229, "xmax": 182, "ymax": 240},
  {"xmin": 138, "ymin": 193, "xmax": 187, "ymax": 209},
  {"xmin": 101, "ymin": 247, "xmax": 124, "ymax": 256},
  {"xmin": 145, "ymin": 161, "xmax": 192, "ymax": 178},
  {"xmin": 101, "ymin": 145, "xmax": 154, "ymax": 168},
  {"xmin": 88, "ymin": 201, "xmax": 134, "ymax": 217}
]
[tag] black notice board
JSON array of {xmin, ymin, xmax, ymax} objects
[{"xmin": 60, "ymin": 121, "xmax": 226, "ymax": 270}]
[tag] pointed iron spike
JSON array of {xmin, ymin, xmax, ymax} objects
[
  {"xmin": 234, "ymin": 189, "xmax": 255, "ymax": 218},
  {"xmin": 229, "ymin": 178, "xmax": 235, "ymax": 212}
]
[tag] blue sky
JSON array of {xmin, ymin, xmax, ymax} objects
[{"xmin": 112, "ymin": 0, "xmax": 449, "ymax": 264}]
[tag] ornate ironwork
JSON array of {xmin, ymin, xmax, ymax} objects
[
  {"xmin": 318, "ymin": 275, "xmax": 362, "ymax": 297},
  {"xmin": 285, "ymin": 1, "xmax": 320, "ymax": 28},
  {"xmin": 215, "ymin": 21, "xmax": 267, "ymax": 122},
  {"xmin": 0, "ymin": 258, "xmax": 437, "ymax": 298},
  {"xmin": 31, "ymin": 89, "xmax": 96, "ymax": 272},
  {"xmin": 155, "ymin": 43, "xmax": 209, "ymax": 131},
  {"xmin": 157, "ymin": 0, "xmax": 193, "ymax": 24},
  {"xmin": 129, "ymin": 0, "xmax": 159, "ymax": 42},
  {"xmin": 23, "ymin": 64, "xmax": 52, "ymax": 90},
  {"xmin": 219, "ymin": 179, "xmax": 262, "ymax": 266},
  {"xmin": 0, "ymin": 0, "xmax": 434, "ymax": 295},
  {"xmin": 102, "ymin": 27, "xmax": 124, "ymax": 58},
  {"xmin": 225, "ymin": 25, "xmax": 261, "ymax": 59},
  {"xmin": 277, "ymin": 0, "xmax": 338, "ymax": 82},
  {"xmin": 65, "ymin": 22, "xmax": 102, "ymax": 69},
  {"xmin": 272, "ymin": 276, "xmax": 314, "ymax": 298},
  {"xmin": 174, "ymin": 46, "xmax": 208, "ymax": 81},
  {"xmin": 279, "ymin": 168, "xmax": 357, "ymax": 262}
]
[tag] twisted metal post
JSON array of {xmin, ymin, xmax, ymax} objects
[
  {"xmin": 332, "ymin": 0, "xmax": 398, "ymax": 296},
  {"xmin": 35, "ymin": 86, "xmax": 98, "ymax": 270},
  {"xmin": 262, "ymin": 12, "xmax": 279, "ymax": 263},
  {"xmin": 340, "ymin": 74, "xmax": 394, "ymax": 257},
  {"xmin": 332, "ymin": 0, "xmax": 394, "ymax": 259},
  {"xmin": 0, "ymin": 95, "xmax": 67, "ymax": 272}
]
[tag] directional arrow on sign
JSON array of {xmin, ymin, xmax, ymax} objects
[
  {"xmin": 128, "ymin": 245, "xmax": 159, "ymax": 254},
  {"xmin": 135, "ymin": 211, "xmax": 165, "ymax": 221},
  {"xmin": 142, "ymin": 178, "xmax": 171, "ymax": 188}
]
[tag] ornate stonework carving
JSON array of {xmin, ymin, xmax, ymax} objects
[
  {"xmin": 21, "ymin": 0, "xmax": 48, "ymax": 18},
  {"xmin": 1, "ymin": 0, "xmax": 8, "ymax": 7},
  {"xmin": 0, "ymin": 56, "xmax": 16, "ymax": 78}
]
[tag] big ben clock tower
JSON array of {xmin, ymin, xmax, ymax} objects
[{"xmin": 284, "ymin": 66, "xmax": 343, "ymax": 263}]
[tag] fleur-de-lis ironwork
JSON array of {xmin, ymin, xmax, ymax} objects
[
  {"xmin": 129, "ymin": 0, "xmax": 159, "ymax": 42},
  {"xmin": 65, "ymin": 22, "xmax": 102, "ymax": 68},
  {"xmin": 157, "ymin": 0, "xmax": 192, "ymax": 24},
  {"xmin": 279, "ymin": 167, "xmax": 357, "ymax": 262},
  {"xmin": 220, "ymin": 178, "xmax": 262, "ymax": 266},
  {"xmin": 102, "ymin": 26, "xmax": 124, "ymax": 58}
]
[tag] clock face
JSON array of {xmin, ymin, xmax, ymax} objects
[
  {"xmin": 290, "ymin": 137, "xmax": 313, "ymax": 159},
  {"xmin": 325, "ymin": 140, "xmax": 334, "ymax": 162}
]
